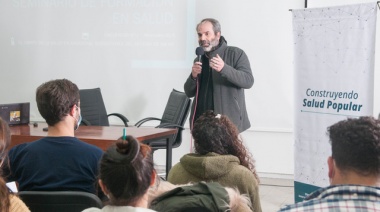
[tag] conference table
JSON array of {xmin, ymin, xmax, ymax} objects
[{"xmin": 9, "ymin": 123, "xmax": 178, "ymax": 176}]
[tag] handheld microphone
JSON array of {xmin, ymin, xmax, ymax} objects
[{"xmin": 195, "ymin": 47, "xmax": 204, "ymax": 62}]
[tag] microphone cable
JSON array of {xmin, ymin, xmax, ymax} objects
[
  {"xmin": 190, "ymin": 47, "xmax": 203, "ymax": 153},
  {"xmin": 190, "ymin": 77, "xmax": 200, "ymax": 153}
]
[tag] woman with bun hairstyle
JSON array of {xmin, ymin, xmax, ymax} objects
[{"xmin": 83, "ymin": 135, "xmax": 156, "ymax": 212}]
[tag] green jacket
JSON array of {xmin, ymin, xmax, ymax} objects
[{"xmin": 167, "ymin": 153, "xmax": 261, "ymax": 212}]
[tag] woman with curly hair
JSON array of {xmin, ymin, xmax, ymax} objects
[
  {"xmin": 0, "ymin": 117, "xmax": 30, "ymax": 212},
  {"xmin": 167, "ymin": 110, "xmax": 262, "ymax": 212}
]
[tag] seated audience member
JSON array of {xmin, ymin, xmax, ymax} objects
[
  {"xmin": 167, "ymin": 110, "xmax": 261, "ymax": 212},
  {"xmin": 7, "ymin": 79, "xmax": 103, "ymax": 194},
  {"xmin": 0, "ymin": 117, "xmax": 30, "ymax": 212},
  {"xmin": 81, "ymin": 135, "xmax": 252, "ymax": 212},
  {"xmin": 83, "ymin": 135, "xmax": 157, "ymax": 212},
  {"xmin": 279, "ymin": 116, "xmax": 380, "ymax": 211}
]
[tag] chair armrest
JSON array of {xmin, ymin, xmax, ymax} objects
[
  {"xmin": 135, "ymin": 117, "xmax": 162, "ymax": 127},
  {"xmin": 107, "ymin": 113, "xmax": 129, "ymax": 127},
  {"xmin": 80, "ymin": 119, "xmax": 92, "ymax": 126}
]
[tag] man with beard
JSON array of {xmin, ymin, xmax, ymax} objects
[{"xmin": 184, "ymin": 18, "xmax": 253, "ymax": 132}]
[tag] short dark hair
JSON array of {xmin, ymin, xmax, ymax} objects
[
  {"xmin": 328, "ymin": 116, "xmax": 380, "ymax": 176},
  {"xmin": 192, "ymin": 110, "xmax": 259, "ymax": 181},
  {"xmin": 196, "ymin": 18, "xmax": 221, "ymax": 35},
  {"xmin": 36, "ymin": 79, "xmax": 79, "ymax": 126},
  {"xmin": 99, "ymin": 136, "xmax": 154, "ymax": 206}
]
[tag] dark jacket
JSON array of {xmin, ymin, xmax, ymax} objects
[
  {"xmin": 184, "ymin": 36, "xmax": 253, "ymax": 132},
  {"xmin": 150, "ymin": 182, "xmax": 231, "ymax": 212}
]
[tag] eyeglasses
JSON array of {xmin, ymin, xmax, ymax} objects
[{"xmin": 72, "ymin": 102, "xmax": 80, "ymax": 110}]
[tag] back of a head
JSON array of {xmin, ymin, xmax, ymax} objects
[
  {"xmin": 328, "ymin": 116, "xmax": 380, "ymax": 176},
  {"xmin": 191, "ymin": 111, "xmax": 259, "ymax": 181},
  {"xmin": 99, "ymin": 136, "xmax": 154, "ymax": 206},
  {"xmin": 36, "ymin": 78, "xmax": 79, "ymax": 126},
  {"xmin": 192, "ymin": 110, "xmax": 239, "ymax": 155}
]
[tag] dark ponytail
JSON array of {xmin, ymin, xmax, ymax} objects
[{"xmin": 99, "ymin": 135, "xmax": 154, "ymax": 206}]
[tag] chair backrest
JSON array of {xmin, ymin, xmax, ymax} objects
[
  {"xmin": 18, "ymin": 191, "xmax": 103, "ymax": 212},
  {"xmin": 160, "ymin": 89, "xmax": 191, "ymax": 147},
  {"xmin": 79, "ymin": 88, "xmax": 110, "ymax": 126}
]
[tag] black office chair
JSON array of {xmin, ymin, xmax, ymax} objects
[
  {"xmin": 79, "ymin": 88, "xmax": 129, "ymax": 127},
  {"xmin": 135, "ymin": 89, "xmax": 191, "ymax": 174},
  {"xmin": 18, "ymin": 191, "xmax": 103, "ymax": 212}
]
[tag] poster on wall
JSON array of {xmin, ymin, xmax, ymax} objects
[{"xmin": 292, "ymin": 2, "xmax": 377, "ymax": 202}]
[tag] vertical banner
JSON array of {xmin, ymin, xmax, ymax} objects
[{"xmin": 292, "ymin": 3, "xmax": 377, "ymax": 202}]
